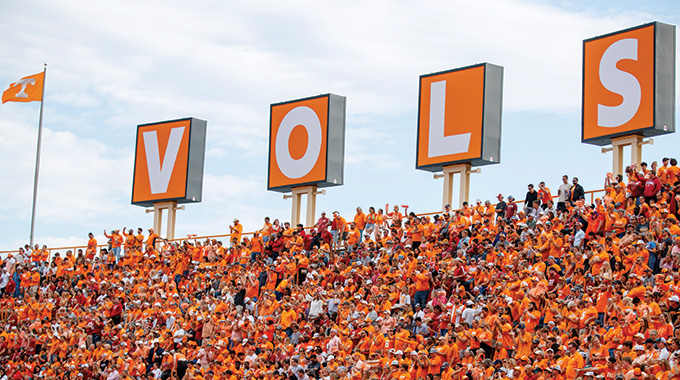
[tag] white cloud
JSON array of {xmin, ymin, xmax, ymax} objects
[{"xmin": 0, "ymin": 113, "xmax": 140, "ymax": 248}]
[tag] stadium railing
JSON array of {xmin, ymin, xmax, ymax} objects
[{"xmin": 0, "ymin": 189, "xmax": 607, "ymax": 259}]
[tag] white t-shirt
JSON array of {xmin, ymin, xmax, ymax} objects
[
  {"xmin": 558, "ymin": 183, "xmax": 572, "ymax": 202},
  {"xmin": 307, "ymin": 297, "xmax": 325, "ymax": 318}
]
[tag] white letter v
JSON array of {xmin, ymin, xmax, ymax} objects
[{"xmin": 143, "ymin": 127, "xmax": 185, "ymax": 194}]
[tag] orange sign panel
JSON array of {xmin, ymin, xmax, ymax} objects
[
  {"xmin": 416, "ymin": 63, "xmax": 503, "ymax": 172},
  {"xmin": 582, "ymin": 22, "xmax": 675, "ymax": 145},
  {"xmin": 268, "ymin": 94, "xmax": 346, "ymax": 192},
  {"xmin": 132, "ymin": 118, "xmax": 207, "ymax": 206}
]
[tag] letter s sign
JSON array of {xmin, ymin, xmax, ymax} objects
[
  {"xmin": 597, "ymin": 38, "xmax": 641, "ymax": 128},
  {"xmin": 581, "ymin": 22, "xmax": 676, "ymax": 146}
]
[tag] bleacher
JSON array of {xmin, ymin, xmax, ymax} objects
[{"xmin": 0, "ymin": 164, "xmax": 679, "ymax": 380}]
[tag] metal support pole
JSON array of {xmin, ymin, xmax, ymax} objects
[
  {"xmin": 307, "ymin": 188, "xmax": 325, "ymax": 227},
  {"xmin": 290, "ymin": 191, "xmax": 302, "ymax": 227},
  {"xmin": 441, "ymin": 170, "xmax": 455, "ymax": 209},
  {"xmin": 166, "ymin": 201, "xmax": 181, "ymax": 241},
  {"xmin": 630, "ymin": 136, "xmax": 643, "ymax": 169},
  {"xmin": 459, "ymin": 166, "xmax": 470, "ymax": 208},
  {"xmin": 288, "ymin": 186, "xmax": 324, "ymax": 226},
  {"xmin": 605, "ymin": 135, "xmax": 652, "ymax": 176},
  {"xmin": 612, "ymin": 143, "xmax": 623, "ymax": 176},
  {"xmin": 29, "ymin": 65, "xmax": 47, "ymax": 247},
  {"xmin": 147, "ymin": 201, "xmax": 183, "ymax": 240},
  {"xmin": 153, "ymin": 204, "xmax": 164, "ymax": 237},
  {"xmin": 437, "ymin": 164, "xmax": 479, "ymax": 209}
]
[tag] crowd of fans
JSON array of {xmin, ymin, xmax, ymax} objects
[{"xmin": 2, "ymin": 158, "xmax": 680, "ymax": 380}]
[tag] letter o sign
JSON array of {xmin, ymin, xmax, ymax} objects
[
  {"xmin": 268, "ymin": 95, "xmax": 332, "ymax": 191},
  {"xmin": 275, "ymin": 106, "xmax": 323, "ymax": 179}
]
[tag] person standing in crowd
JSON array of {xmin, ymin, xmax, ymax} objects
[
  {"xmin": 570, "ymin": 177, "xmax": 585, "ymax": 204},
  {"xmin": 505, "ymin": 195, "xmax": 517, "ymax": 219},
  {"xmin": 557, "ymin": 174, "xmax": 572, "ymax": 211},
  {"xmin": 314, "ymin": 211, "xmax": 330, "ymax": 232},
  {"xmin": 524, "ymin": 184, "xmax": 538, "ymax": 214},
  {"xmin": 364, "ymin": 206, "xmax": 378, "ymax": 241},
  {"xmin": 353, "ymin": 207, "xmax": 366, "ymax": 243},
  {"xmin": 538, "ymin": 181, "xmax": 552, "ymax": 210},
  {"xmin": 146, "ymin": 228, "xmax": 159, "ymax": 250},
  {"xmin": 103, "ymin": 228, "xmax": 123, "ymax": 263},
  {"xmin": 495, "ymin": 194, "xmax": 507, "ymax": 221},
  {"xmin": 644, "ymin": 170, "xmax": 662, "ymax": 203},
  {"xmin": 259, "ymin": 216, "xmax": 272, "ymax": 243},
  {"xmin": 229, "ymin": 218, "xmax": 243, "ymax": 246},
  {"xmin": 330, "ymin": 211, "xmax": 347, "ymax": 249},
  {"xmin": 86, "ymin": 232, "xmax": 97, "ymax": 260}
]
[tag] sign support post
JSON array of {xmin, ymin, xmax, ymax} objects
[
  {"xmin": 145, "ymin": 201, "xmax": 185, "ymax": 240},
  {"xmin": 434, "ymin": 164, "xmax": 480, "ymax": 209},
  {"xmin": 601, "ymin": 135, "xmax": 654, "ymax": 176},
  {"xmin": 284, "ymin": 186, "xmax": 326, "ymax": 226}
]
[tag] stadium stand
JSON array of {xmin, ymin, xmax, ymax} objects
[{"xmin": 1, "ymin": 159, "xmax": 680, "ymax": 380}]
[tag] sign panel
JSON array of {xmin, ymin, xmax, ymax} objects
[
  {"xmin": 132, "ymin": 117, "xmax": 207, "ymax": 207},
  {"xmin": 582, "ymin": 22, "xmax": 676, "ymax": 145},
  {"xmin": 268, "ymin": 94, "xmax": 346, "ymax": 192},
  {"xmin": 416, "ymin": 63, "xmax": 503, "ymax": 172}
]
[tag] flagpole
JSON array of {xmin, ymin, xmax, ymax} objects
[{"xmin": 29, "ymin": 64, "xmax": 47, "ymax": 247}]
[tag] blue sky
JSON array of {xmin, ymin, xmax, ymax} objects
[{"xmin": 1, "ymin": 0, "xmax": 679, "ymax": 251}]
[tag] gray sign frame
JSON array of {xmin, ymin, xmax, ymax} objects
[
  {"xmin": 581, "ymin": 21, "xmax": 676, "ymax": 146},
  {"xmin": 131, "ymin": 117, "xmax": 207, "ymax": 207},
  {"xmin": 267, "ymin": 94, "xmax": 346, "ymax": 193},
  {"xmin": 415, "ymin": 63, "xmax": 504, "ymax": 172}
]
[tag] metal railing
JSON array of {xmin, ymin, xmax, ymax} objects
[{"xmin": 0, "ymin": 189, "xmax": 607, "ymax": 259}]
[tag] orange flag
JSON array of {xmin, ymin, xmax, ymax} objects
[{"xmin": 2, "ymin": 72, "xmax": 44, "ymax": 104}]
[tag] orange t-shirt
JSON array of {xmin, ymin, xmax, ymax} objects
[{"xmin": 280, "ymin": 309, "xmax": 297, "ymax": 329}]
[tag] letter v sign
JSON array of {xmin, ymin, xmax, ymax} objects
[{"xmin": 142, "ymin": 127, "xmax": 185, "ymax": 194}]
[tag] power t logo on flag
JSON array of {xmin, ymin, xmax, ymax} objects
[
  {"xmin": 131, "ymin": 118, "xmax": 207, "ymax": 207},
  {"xmin": 2, "ymin": 72, "xmax": 44, "ymax": 103}
]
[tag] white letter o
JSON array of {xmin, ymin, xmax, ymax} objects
[{"xmin": 275, "ymin": 106, "xmax": 323, "ymax": 179}]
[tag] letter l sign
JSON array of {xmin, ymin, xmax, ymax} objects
[
  {"xmin": 428, "ymin": 80, "xmax": 471, "ymax": 158},
  {"xmin": 142, "ymin": 127, "xmax": 185, "ymax": 194}
]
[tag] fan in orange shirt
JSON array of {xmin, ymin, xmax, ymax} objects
[
  {"xmin": 104, "ymin": 229, "xmax": 124, "ymax": 263},
  {"xmin": 86, "ymin": 233, "xmax": 98, "ymax": 260},
  {"xmin": 146, "ymin": 228, "xmax": 159, "ymax": 250},
  {"xmin": 134, "ymin": 228, "xmax": 145, "ymax": 250},
  {"xmin": 471, "ymin": 200, "xmax": 484, "ymax": 224},
  {"xmin": 229, "ymin": 219, "xmax": 243, "ymax": 246},
  {"xmin": 346, "ymin": 223, "xmax": 361, "ymax": 252},
  {"xmin": 667, "ymin": 159, "xmax": 680, "ymax": 184}
]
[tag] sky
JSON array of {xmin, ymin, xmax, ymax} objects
[{"xmin": 1, "ymin": 0, "xmax": 679, "ymax": 252}]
